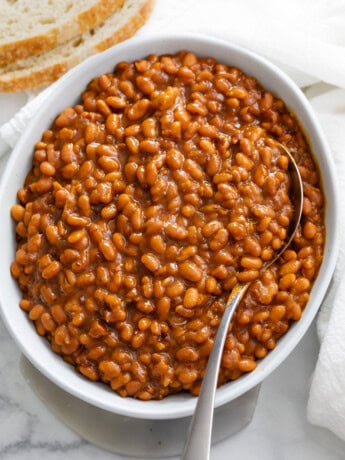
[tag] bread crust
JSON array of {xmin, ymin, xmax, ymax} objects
[
  {"xmin": 0, "ymin": 0, "xmax": 125, "ymax": 65},
  {"xmin": 96, "ymin": 0, "xmax": 154, "ymax": 52},
  {"xmin": 0, "ymin": 0, "xmax": 154, "ymax": 92}
]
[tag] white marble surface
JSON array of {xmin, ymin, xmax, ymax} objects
[{"xmin": 1, "ymin": 90, "xmax": 345, "ymax": 460}]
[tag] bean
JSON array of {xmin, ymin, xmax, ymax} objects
[
  {"xmin": 166, "ymin": 149, "xmax": 183, "ymax": 169},
  {"xmin": 184, "ymin": 159, "xmax": 204, "ymax": 179},
  {"xmin": 44, "ymin": 225, "xmax": 59, "ymax": 245},
  {"xmin": 240, "ymin": 257, "xmax": 263, "ymax": 270},
  {"xmin": 183, "ymin": 288, "xmax": 199, "ymax": 308},
  {"xmin": 202, "ymin": 220, "xmax": 222, "ymax": 237},
  {"xmin": 179, "ymin": 262, "xmax": 203, "ymax": 282},
  {"xmin": 145, "ymin": 162, "xmax": 158, "ymax": 186},
  {"xmin": 152, "ymin": 86, "xmax": 178, "ymax": 110},
  {"xmin": 51, "ymin": 304, "xmax": 67, "ymax": 324},
  {"xmin": 99, "ymin": 360, "xmax": 121, "ymax": 379},
  {"xmin": 176, "ymin": 347, "xmax": 199, "ymax": 362},
  {"xmin": 166, "ymin": 280, "xmax": 184, "ymax": 297},
  {"xmin": 99, "ymin": 240, "xmax": 117, "ymax": 261},
  {"xmin": 105, "ymin": 115, "xmax": 121, "ymax": 138},
  {"xmin": 238, "ymin": 358, "xmax": 257, "ymax": 372},
  {"xmin": 66, "ymin": 214, "xmax": 89, "ymax": 227},
  {"xmin": 135, "ymin": 76, "xmax": 155, "ymax": 97},
  {"xmin": 157, "ymin": 297, "xmax": 171, "ymax": 320},
  {"xmin": 11, "ymin": 204, "xmax": 25, "ymax": 221},
  {"xmin": 127, "ymin": 99, "xmax": 151, "ymax": 120},
  {"xmin": 29, "ymin": 304, "xmax": 45, "ymax": 321},
  {"xmin": 279, "ymin": 260, "xmax": 301, "ymax": 276},
  {"xmin": 141, "ymin": 117, "xmax": 157, "ymax": 138},
  {"xmin": 237, "ymin": 270, "xmax": 259, "ymax": 282},
  {"xmin": 42, "ymin": 261, "xmax": 61, "ymax": 279},
  {"xmin": 293, "ymin": 277, "xmax": 310, "ymax": 293},
  {"xmin": 150, "ymin": 235, "xmax": 166, "ymax": 254},
  {"xmin": 303, "ymin": 221, "xmax": 317, "ymax": 239},
  {"xmin": 141, "ymin": 253, "xmax": 161, "ymax": 272},
  {"xmin": 41, "ymin": 312, "xmax": 56, "ymax": 332},
  {"xmin": 177, "ymin": 245, "xmax": 197, "ymax": 261},
  {"xmin": 165, "ymin": 223, "xmax": 188, "ymax": 240},
  {"xmin": 260, "ymin": 147, "xmax": 272, "ymax": 167},
  {"xmin": 209, "ymin": 228, "xmax": 229, "ymax": 251},
  {"xmin": 40, "ymin": 161, "xmax": 56, "ymax": 176},
  {"xmin": 68, "ymin": 229, "xmax": 87, "ymax": 244},
  {"xmin": 106, "ymin": 96, "xmax": 126, "ymax": 109},
  {"xmin": 270, "ymin": 305, "xmax": 286, "ymax": 321},
  {"xmin": 279, "ymin": 273, "xmax": 296, "ymax": 290}
]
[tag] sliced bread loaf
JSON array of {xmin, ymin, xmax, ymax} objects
[
  {"xmin": 0, "ymin": 0, "xmax": 154, "ymax": 92},
  {"xmin": 0, "ymin": 0, "xmax": 125, "ymax": 65}
]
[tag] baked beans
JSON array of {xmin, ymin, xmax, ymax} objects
[{"xmin": 11, "ymin": 51, "xmax": 324, "ymax": 399}]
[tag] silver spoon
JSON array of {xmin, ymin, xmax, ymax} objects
[{"xmin": 181, "ymin": 143, "xmax": 303, "ymax": 460}]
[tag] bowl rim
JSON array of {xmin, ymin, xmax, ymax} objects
[{"xmin": 0, "ymin": 32, "xmax": 340, "ymax": 420}]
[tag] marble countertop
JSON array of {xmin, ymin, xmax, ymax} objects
[{"xmin": 1, "ymin": 92, "xmax": 345, "ymax": 460}]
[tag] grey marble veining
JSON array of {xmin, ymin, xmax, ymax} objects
[{"xmin": 0, "ymin": 322, "xmax": 112, "ymax": 460}]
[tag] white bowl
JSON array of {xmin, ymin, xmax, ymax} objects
[{"xmin": 0, "ymin": 34, "xmax": 340, "ymax": 420}]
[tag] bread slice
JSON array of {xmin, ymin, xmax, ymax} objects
[
  {"xmin": 0, "ymin": 0, "xmax": 154, "ymax": 92},
  {"xmin": 0, "ymin": 0, "xmax": 126, "ymax": 65}
]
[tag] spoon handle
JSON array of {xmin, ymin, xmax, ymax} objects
[{"xmin": 181, "ymin": 283, "xmax": 249, "ymax": 460}]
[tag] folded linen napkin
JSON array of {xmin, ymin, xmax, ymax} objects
[
  {"xmin": 306, "ymin": 85, "xmax": 345, "ymax": 439},
  {"xmin": 1, "ymin": 0, "xmax": 345, "ymax": 442}
]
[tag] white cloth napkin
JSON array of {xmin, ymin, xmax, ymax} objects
[
  {"xmin": 1, "ymin": 0, "xmax": 345, "ymax": 442},
  {"xmin": 305, "ymin": 85, "xmax": 345, "ymax": 438}
]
